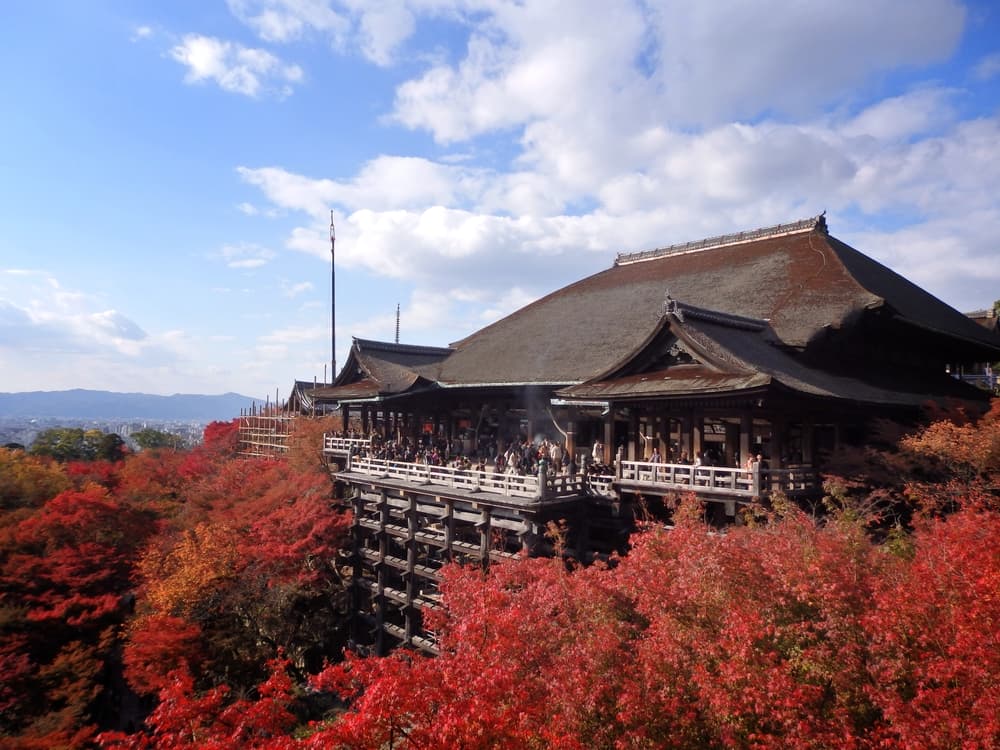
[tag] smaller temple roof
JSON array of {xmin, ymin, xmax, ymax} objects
[
  {"xmin": 558, "ymin": 300, "xmax": 981, "ymax": 407},
  {"xmin": 313, "ymin": 338, "xmax": 452, "ymax": 403}
]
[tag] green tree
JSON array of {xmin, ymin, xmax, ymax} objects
[
  {"xmin": 132, "ymin": 429, "xmax": 183, "ymax": 451},
  {"xmin": 29, "ymin": 428, "xmax": 103, "ymax": 462}
]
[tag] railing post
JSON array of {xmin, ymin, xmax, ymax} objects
[
  {"xmin": 752, "ymin": 462, "xmax": 761, "ymax": 496},
  {"xmin": 536, "ymin": 462, "xmax": 547, "ymax": 501},
  {"xmin": 615, "ymin": 447, "xmax": 623, "ymax": 480}
]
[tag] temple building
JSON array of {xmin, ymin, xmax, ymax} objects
[{"xmin": 316, "ymin": 214, "xmax": 1000, "ymax": 653}]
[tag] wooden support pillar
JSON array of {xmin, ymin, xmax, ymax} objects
[
  {"xmin": 341, "ymin": 404, "xmax": 349, "ymax": 433},
  {"xmin": 679, "ymin": 414, "xmax": 693, "ymax": 462},
  {"xmin": 404, "ymin": 495, "xmax": 417, "ymax": 644},
  {"xmin": 725, "ymin": 421, "xmax": 740, "ymax": 468},
  {"xmin": 565, "ymin": 406, "xmax": 578, "ymax": 467},
  {"xmin": 656, "ymin": 414, "xmax": 668, "ymax": 459},
  {"xmin": 375, "ymin": 490, "xmax": 389, "ymax": 656},
  {"xmin": 740, "ymin": 412, "xmax": 752, "ymax": 467},
  {"xmin": 350, "ymin": 492, "xmax": 365, "ymax": 647},
  {"xmin": 444, "ymin": 500, "xmax": 455, "ymax": 562},
  {"xmin": 770, "ymin": 416, "xmax": 785, "ymax": 470},
  {"xmin": 361, "ymin": 405, "xmax": 370, "ymax": 436},
  {"xmin": 628, "ymin": 410, "xmax": 639, "ymax": 461},
  {"xmin": 692, "ymin": 413, "xmax": 703, "ymax": 461},
  {"xmin": 802, "ymin": 419, "xmax": 815, "ymax": 464},
  {"xmin": 603, "ymin": 408, "xmax": 614, "ymax": 464},
  {"xmin": 478, "ymin": 508, "xmax": 492, "ymax": 572}
]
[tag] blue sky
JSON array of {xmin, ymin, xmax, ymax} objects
[{"xmin": 1, "ymin": 0, "xmax": 999, "ymax": 399}]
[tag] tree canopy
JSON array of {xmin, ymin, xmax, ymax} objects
[{"xmin": 1, "ymin": 402, "xmax": 999, "ymax": 748}]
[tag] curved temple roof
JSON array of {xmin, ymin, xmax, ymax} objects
[
  {"xmin": 314, "ymin": 216, "xmax": 1000, "ymax": 406},
  {"xmin": 434, "ymin": 215, "xmax": 1000, "ymax": 386}
]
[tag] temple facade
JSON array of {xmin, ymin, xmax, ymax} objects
[{"xmin": 316, "ymin": 214, "xmax": 1000, "ymax": 653}]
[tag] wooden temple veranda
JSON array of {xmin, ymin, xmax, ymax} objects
[{"xmin": 306, "ymin": 215, "xmax": 1000, "ymax": 655}]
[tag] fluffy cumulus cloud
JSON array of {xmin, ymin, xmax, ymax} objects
[
  {"xmin": 0, "ymin": 270, "xmax": 254, "ymax": 395},
  {"xmin": 227, "ymin": 0, "xmax": 416, "ymax": 65},
  {"xmin": 169, "ymin": 33, "xmax": 303, "ymax": 96},
  {"xmin": 232, "ymin": 0, "xmax": 999, "ymax": 342}
]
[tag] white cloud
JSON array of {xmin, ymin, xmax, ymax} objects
[
  {"xmin": 389, "ymin": 0, "xmax": 965, "ymax": 143},
  {"xmin": 238, "ymin": 156, "xmax": 485, "ymax": 215},
  {"xmin": 218, "ymin": 242, "xmax": 277, "ymax": 269},
  {"xmin": 169, "ymin": 34, "xmax": 303, "ymax": 97},
  {"xmin": 131, "ymin": 25, "xmax": 153, "ymax": 41},
  {"xmin": 974, "ymin": 51, "xmax": 1000, "ymax": 80},
  {"xmin": 242, "ymin": 99, "xmax": 1000, "ymax": 316},
  {"xmin": 231, "ymin": 0, "xmax": 998, "ymax": 334},
  {"xmin": 0, "ymin": 274, "xmax": 149, "ymax": 359},
  {"xmin": 227, "ymin": 0, "xmax": 349, "ymax": 43},
  {"xmin": 840, "ymin": 88, "xmax": 957, "ymax": 142},
  {"xmin": 349, "ymin": 0, "xmax": 415, "ymax": 66},
  {"xmin": 237, "ymin": 201, "xmax": 259, "ymax": 215},
  {"xmin": 281, "ymin": 280, "xmax": 315, "ymax": 297},
  {"xmin": 227, "ymin": 0, "xmax": 416, "ymax": 65}
]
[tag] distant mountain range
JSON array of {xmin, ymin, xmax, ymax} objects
[{"xmin": 0, "ymin": 389, "xmax": 258, "ymax": 421}]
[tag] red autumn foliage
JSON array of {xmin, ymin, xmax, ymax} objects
[
  {"xmin": 308, "ymin": 491, "xmax": 1000, "ymax": 749},
  {"xmin": 3, "ymin": 402, "xmax": 1000, "ymax": 748},
  {"xmin": 98, "ymin": 658, "xmax": 299, "ymax": 750},
  {"xmin": 121, "ymin": 615, "xmax": 205, "ymax": 695}
]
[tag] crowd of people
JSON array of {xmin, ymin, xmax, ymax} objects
[
  {"xmin": 330, "ymin": 430, "xmax": 769, "ymax": 478},
  {"xmin": 333, "ymin": 431, "xmax": 578, "ymax": 477}
]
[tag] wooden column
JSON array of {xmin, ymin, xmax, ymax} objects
[
  {"xmin": 679, "ymin": 414, "xmax": 693, "ymax": 462},
  {"xmin": 566, "ymin": 406, "xmax": 578, "ymax": 466},
  {"xmin": 770, "ymin": 416, "xmax": 785, "ymax": 469},
  {"xmin": 725, "ymin": 420, "xmax": 740, "ymax": 468},
  {"xmin": 692, "ymin": 413, "xmax": 703, "ymax": 461},
  {"xmin": 478, "ymin": 508, "xmax": 492, "ymax": 571},
  {"xmin": 802, "ymin": 419, "xmax": 815, "ymax": 464},
  {"xmin": 444, "ymin": 500, "xmax": 455, "ymax": 562},
  {"xmin": 628, "ymin": 410, "xmax": 640, "ymax": 461},
  {"xmin": 361, "ymin": 405, "xmax": 370, "ymax": 437},
  {"xmin": 404, "ymin": 495, "xmax": 417, "ymax": 644},
  {"xmin": 740, "ymin": 412, "xmax": 752, "ymax": 467},
  {"xmin": 350, "ymin": 492, "xmax": 365, "ymax": 647},
  {"xmin": 603, "ymin": 408, "xmax": 614, "ymax": 464},
  {"xmin": 375, "ymin": 490, "xmax": 389, "ymax": 655}
]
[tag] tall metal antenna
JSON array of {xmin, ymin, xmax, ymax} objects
[
  {"xmin": 330, "ymin": 211, "xmax": 336, "ymax": 384},
  {"xmin": 395, "ymin": 303, "xmax": 400, "ymax": 344}
]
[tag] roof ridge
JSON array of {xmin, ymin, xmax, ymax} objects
[
  {"xmin": 614, "ymin": 213, "xmax": 828, "ymax": 266},
  {"xmin": 673, "ymin": 301, "xmax": 769, "ymax": 331},
  {"xmin": 353, "ymin": 338, "xmax": 453, "ymax": 356}
]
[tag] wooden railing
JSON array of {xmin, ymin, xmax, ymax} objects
[
  {"xmin": 616, "ymin": 460, "xmax": 819, "ymax": 497},
  {"xmin": 619, "ymin": 460, "xmax": 757, "ymax": 496},
  {"xmin": 327, "ymin": 432, "xmax": 819, "ymax": 502},
  {"xmin": 338, "ymin": 454, "xmax": 587, "ymax": 503},
  {"xmin": 323, "ymin": 435, "xmax": 372, "ymax": 454}
]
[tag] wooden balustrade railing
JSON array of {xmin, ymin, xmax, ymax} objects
[
  {"xmin": 323, "ymin": 435, "xmax": 372, "ymax": 454},
  {"xmin": 325, "ymin": 432, "xmax": 818, "ymax": 500}
]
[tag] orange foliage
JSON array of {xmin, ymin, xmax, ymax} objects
[
  {"xmin": 0, "ymin": 448, "xmax": 70, "ymax": 510},
  {"xmin": 139, "ymin": 522, "xmax": 240, "ymax": 617},
  {"xmin": 901, "ymin": 398, "xmax": 1000, "ymax": 480}
]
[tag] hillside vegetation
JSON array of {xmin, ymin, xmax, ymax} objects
[{"xmin": 0, "ymin": 403, "xmax": 998, "ymax": 748}]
